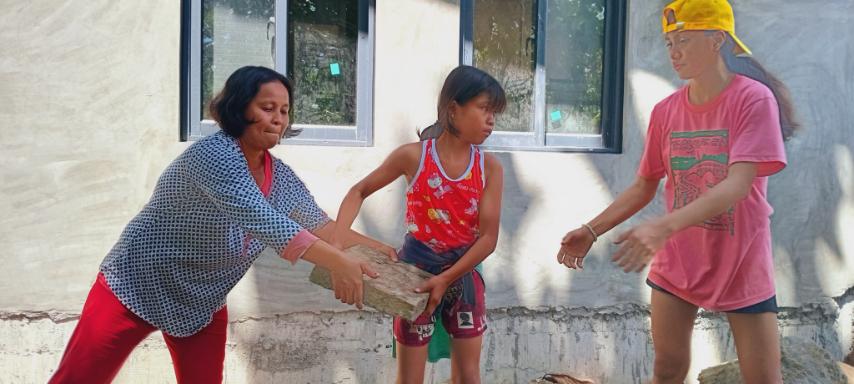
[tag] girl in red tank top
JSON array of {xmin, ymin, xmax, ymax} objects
[
  {"xmin": 405, "ymin": 138, "xmax": 485, "ymax": 253},
  {"xmin": 332, "ymin": 66, "xmax": 506, "ymax": 383}
]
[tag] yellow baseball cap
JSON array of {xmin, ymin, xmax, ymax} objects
[{"xmin": 661, "ymin": 0, "xmax": 751, "ymax": 55}]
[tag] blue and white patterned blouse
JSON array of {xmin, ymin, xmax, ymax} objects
[{"xmin": 99, "ymin": 131, "xmax": 329, "ymax": 337}]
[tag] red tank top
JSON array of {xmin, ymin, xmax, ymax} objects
[{"xmin": 405, "ymin": 139, "xmax": 485, "ymax": 253}]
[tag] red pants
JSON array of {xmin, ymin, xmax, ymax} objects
[{"xmin": 49, "ymin": 274, "xmax": 227, "ymax": 384}]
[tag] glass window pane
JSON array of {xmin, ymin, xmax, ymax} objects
[
  {"xmin": 544, "ymin": 0, "xmax": 605, "ymax": 134},
  {"xmin": 201, "ymin": 0, "xmax": 275, "ymax": 120},
  {"xmin": 473, "ymin": 0, "xmax": 536, "ymax": 133},
  {"xmin": 288, "ymin": 0, "xmax": 358, "ymax": 127}
]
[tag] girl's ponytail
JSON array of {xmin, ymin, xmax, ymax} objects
[
  {"xmin": 418, "ymin": 122, "xmax": 444, "ymax": 141},
  {"xmin": 720, "ymin": 36, "xmax": 801, "ymax": 140}
]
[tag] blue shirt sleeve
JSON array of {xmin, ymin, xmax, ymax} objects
[{"xmin": 276, "ymin": 161, "xmax": 331, "ymax": 231}]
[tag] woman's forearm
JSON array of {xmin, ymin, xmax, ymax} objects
[
  {"xmin": 588, "ymin": 177, "xmax": 660, "ymax": 237},
  {"xmin": 658, "ymin": 163, "xmax": 755, "ymax": 233},
  {"xmin": 300, "ymin": 240, "xmax": 347, "ymax": 271}
]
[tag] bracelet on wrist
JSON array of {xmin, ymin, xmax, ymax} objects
[{"xmin": 582, "ymin": 223, "xmax": 599, "ymax": 242}]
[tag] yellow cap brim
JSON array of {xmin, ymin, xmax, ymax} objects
[{"xmin": 730, "ymin": 32, "xmax": 752, "ymax": 56}]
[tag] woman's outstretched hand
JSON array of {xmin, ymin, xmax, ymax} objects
[
  {"xmin": 329, "ymin": 253, "xmax": 379, "ymax": 309},
  {"xmin": 556, "ymin": 227, "xmax": 595, "ymax": 270},
  {"xmin": 612, "ymin": 220, "xmax": 670, "ymax": 273}
]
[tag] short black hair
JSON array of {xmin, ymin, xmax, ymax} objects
[{"xmin": 209, "ymin": 66, "xmax": 300, "ymax": 138}]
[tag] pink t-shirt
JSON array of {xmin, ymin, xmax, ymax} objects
[{"xmin": 637, "ymin": 75, "xmax": 787, "ymax": 311}]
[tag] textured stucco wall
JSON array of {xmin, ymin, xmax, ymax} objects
[{"xmin": 0, "ymin": 0, "xmax": 852, "ymax": 383}]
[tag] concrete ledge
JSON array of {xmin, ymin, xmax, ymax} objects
[{"xmin": 3, "ymin": 298, "xmax": 851, "ymax": 384}]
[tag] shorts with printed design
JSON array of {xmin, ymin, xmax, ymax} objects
[{"xmin": 393, "ymin": 271, "xmax": 487, "ymax": 346}]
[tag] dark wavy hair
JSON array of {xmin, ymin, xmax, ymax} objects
[
  {"xmin": 716, "ymin": 33, "xmax": 801, "ymax": 140},
  {"xmin": 209, "ymin": 66, "xmax": 300, "ymax": 139},
  {"xmin": 418, "ymin": 65, "xmax": 507, "ymax": 140}
]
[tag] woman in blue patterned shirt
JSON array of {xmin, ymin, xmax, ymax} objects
[{"xmin": 49, "ymin": 66, "xmax": 394, "ymax": 383}]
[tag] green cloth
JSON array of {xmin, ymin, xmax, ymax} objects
[{"xmin": 393, "ymin": 264, "xmax": 482, "ymax": 362}]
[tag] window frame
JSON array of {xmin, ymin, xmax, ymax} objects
[
  {"xmin": 180, "ymin": 0, "xmax": 375, "ymax": 146},
  {"xmin": 459, "ymin": 0, "xmax": 626, "ymax": 153}
]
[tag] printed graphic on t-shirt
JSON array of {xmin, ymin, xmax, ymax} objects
[{"xmin": 670, "ymin": 129, "xmax": 734, "ymax": 235}]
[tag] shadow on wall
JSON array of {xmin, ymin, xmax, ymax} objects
[
  {"xmin": 479, "ymin": 2, "xmax": 670, "ymax": 379},
  {"xmin": 225, "ymin": 1, "xmax": 853, "ymax": 382},
  {"xmin": 745, "ymin": 0, "xmax": 854, "ymax": 359},
  {"xmin": 768, "ymin": 59, "xmax": 854, "ymax": 304},
  {"xmin": 765, "ymin": 48, "xmax": 854, "ymax": 359},
  {"xmin": 489, "ymin": 151, "xmax": 533, "ymax": 308}
]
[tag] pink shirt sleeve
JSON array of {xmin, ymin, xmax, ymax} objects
[
  {"xmin": 637, "ymin": 106, "xmax": 666, "ymax": 179},
  {"xmin": 729, "ymin": 96, "xmax": 787, "ymax": 177},
  {"xmin": 280, "ymin": 229, "xmax": 320, "ymax": 265}
]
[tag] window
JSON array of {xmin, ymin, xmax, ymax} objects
[
  {"xmin": 460, "ymin": 0, "xmax": 626, "ymax": 152},
  {"xmin": 181, "ymin": 0, "xmax": 375, "ymax": 145}
]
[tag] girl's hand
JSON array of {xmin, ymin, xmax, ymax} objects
[
  {"xmin": 414, "ymin": 275, "xmax": 450, "ymax": 317},
  {"xmin": 612, "ymin": 220, "xmax": 670, "ymax": 273},
  {"xmin": 556, "ymin": 227, "xmax": 596, "ymax": 270},
  {"xmin": 375, "ymin": 244, "xmax": 398, "ymax": 262},
  {"xmin": 326, "ymin": 228, "xmax": 397, "ymax": 262},
  {"xmin": 329, "ymin": 255, "xmax": 379, "ymax": 309}
]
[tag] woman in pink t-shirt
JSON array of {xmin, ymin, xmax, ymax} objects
[{"xmin": 556, "ymin": 1, "xmax": 799, "ymax": 383}]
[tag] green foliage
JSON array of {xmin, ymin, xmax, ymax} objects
[
  {"xmin": 472, "ymin": 0, "xmax": 606, "ymax": 134},
  {"xmin": 199, "ymin": 0, "xmax": 357, "ymax": 125}
]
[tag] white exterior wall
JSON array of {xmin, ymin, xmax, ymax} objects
[{"xmin": 1, "ymin": 0, "xmax": 852, "ymax": 382}]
